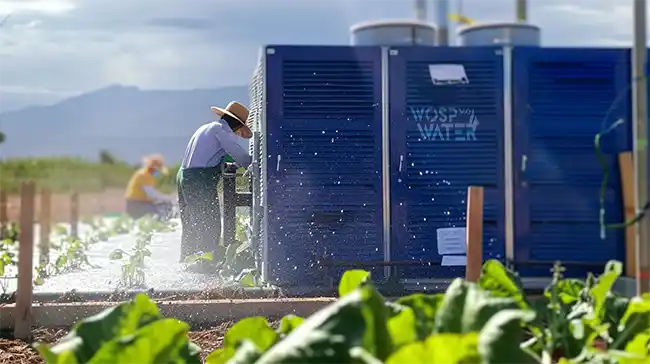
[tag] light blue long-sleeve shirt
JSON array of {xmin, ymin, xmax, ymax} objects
[{"xmin": 181, "ymin": 120, "xmax": 251, "ymax": 169}]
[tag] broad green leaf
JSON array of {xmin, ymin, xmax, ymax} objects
[
  {"xmin": 278, "ymin": 315, "xmax": 304, "ymax": 335},
  {"xmin": 479, "ymin": 259, "xmax": 528, "ymax": 309},
  {"xmin": 256, "ymin": 285, "xmax": 378, "ymax": 363},
  {"xmin": 386, "ymin": 333, "xmax": 481, "ymax": 364},
  {"xmin": 434, "ymin": 279, "xmax": 518, "ymax": 334},
  {"xmin": 624, "ymin": 331, "xmax": 650, "ymax": 357},
  {"xmin": 384, "ymin": 301, "xmax": 408, "ymax": 318},
  {"xmin": 183, "ymin": 251, "xmax": 213, "ymax": 264},
  {"xmin": 36, "ymin": 294, "xmax": 162, "ymax": 363},
  {"xmin": 387, "ymin": 307, "xmax": 417, "ymax": 347},
  {"xmin": 223, "ymin": 340, "xmax": 262, "ymax": 364},
  {"xmin": 460, "ymin": 287, "xmax": 519, "ymax": 333},
  {"xmin": 397, "ymin": 293, "xmax": 443, "ymax": 339},
  {"xmin": 545, "ymin": 279, "xmax": 585, "ymax": 305},
  {"xmin": 87, "ymin": 318, "xmax": 200, "ymax": 363},
  {"xmin": 604, "ymin": 295, "xmax": 630, "ymax": 343},
  {"xmin": 223, "ymin": 317, "xmax": 278, "ymax": 352},
  {"xmin": 591, "ymin": 260, "xmax": 623, "ymax": 319},
  {"xmin": 434, "ymin": 279, "xmax": 469, "ymax": 333},
  {"xmin": 478, "ymin": 309, "xmax": 538, "ymax": 364},
  {"xmin": 360, "ymin": 281, "xmax": 393, "ymax": 360},
  {"xmin": 108, "ymin": 249, "xmax": 125, "ymax": 260},
  {"xmin": 237, "ymin": 270, "xmax": 256, "ymax": 287},
  {"xmin": 339, "ymin": 270, "xmax": 371, "ymax": 297},
  {"xmin": 611, "ymin": 295, "xmax": 650, "ymax": 350},
  {"xmin": 205, "ymin": 348, "xmax": 234, "ymax": 364}
]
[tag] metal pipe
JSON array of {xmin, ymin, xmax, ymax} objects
[
  {"xmin": 381, "ymin": 48, "xmax": 391, "ymax": 279},
  {"xmin": 515, "ymin": 0, "xmax": 527, "ymax": 22},
  {"xmin": 502, "ymin": 29, "xmax": 516, "ymax": 264},
  {"xmin": 435, "ymin": 0, "xmax": 449, "ymax": 45},
  {"xmin": 632, "ymin": 0, "xmax": 650, "ymax": 295}
]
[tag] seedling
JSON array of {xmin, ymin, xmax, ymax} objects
[{"xmin": 109, "ymin": 214, "xmax": 178, "ymax": 288}]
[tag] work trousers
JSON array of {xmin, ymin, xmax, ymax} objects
[{"xmin": 177, "ymin": 165, "xmax": 222, "ymax": 262}]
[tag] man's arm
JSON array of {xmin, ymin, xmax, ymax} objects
[{"xmin": 216, "ymin": 124, "xmax": 252, "ymax": 168}]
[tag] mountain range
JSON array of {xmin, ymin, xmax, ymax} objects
[{"xmin": 0, "ymin": 84, "xmax": 249, "ymax": 163}]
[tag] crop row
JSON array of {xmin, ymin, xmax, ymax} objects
[
  {"xmin": 0, "ymin": 213, "xmax": 256, "ymax": 302},
  {"xmin": 32, "ymin": 259, "xmax": 650, "ymax": 364}
]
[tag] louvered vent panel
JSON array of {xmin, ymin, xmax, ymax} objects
[
  {"xmin": 248, "ymin": 51, "xmax": 266, "ymax": 268},
  {"xmin": 389, "ymin": 50, "xmax": 506, "ymax": 280},
  {"xmin": 515, "ymin": 49, "xmax": 629, "ymax": 276},
  {"xmin": 264, "ymin": 48, "xmax": 383, "ymax": 286},
  {"xmin": 282, "ymin": 61, "xmax": 377, "ymax": 119}
]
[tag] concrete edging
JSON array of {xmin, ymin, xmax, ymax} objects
[{"xmin": 0, "ymin": 298, "xmax": 336, "ymax": 329}]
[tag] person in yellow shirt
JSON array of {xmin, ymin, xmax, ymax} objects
[{"xmin": 124, "ymin": 154, "xmax": 174, "ymax": 219}]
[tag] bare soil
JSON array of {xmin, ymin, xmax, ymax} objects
[{"xmin": 0, "ymin": 320, "xmax": 279, "ymax": 364}]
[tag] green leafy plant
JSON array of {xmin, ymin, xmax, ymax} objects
[
  {"xmin": 109, "ymin": 231, "xmax": 152, "ymax": 288},
  {"xmin": 109, "ymin": 214, "xmax": 178, "ymax": 288},
  {"xmin": 0, "ymin": 222, "xmax": 19, "ymax": 241},
  {"xmin": 182, "ymin": 214, "xmax": 260, "ymax": 287},
  {"xmin": 33, "ymin": 224, "xmax": 106, "ymax": 286},
  {"xmin": 0, "ymin": 237, "xmax": 18, "ymax": 295},
  {"xmin": 35, "ymin": 294, "xmax": 201, "ymax": 363},
  {"xmin": 32, "ymin": 259, "xmax": 650, "ymax": 364}
]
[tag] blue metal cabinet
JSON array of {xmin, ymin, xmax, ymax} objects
[
  {"xmin": 388, "ymin": 47, "xmax": 506, "ymax": 280},
  {"xmin": 512, "ymin": 47, "xmax": 630, "ymax": 277},
  {"xmin": 263, "ymin": 46, "xmax": 385, "ymax": 286}
]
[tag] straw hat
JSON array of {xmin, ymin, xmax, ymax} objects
[
  {"xmin": 143, "ymin": 153, "xmax": 168, "ymax": 174},
  {"xmin": 211, "ymin": 101, "xmax": 253, "ymax": 139}
]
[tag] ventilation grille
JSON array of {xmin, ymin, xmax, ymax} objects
[
  {"xmin": 518, "ymin": 50, "xmax": 629, "ymax": 277},
  {"xmin": 248, "ymin": 50, "xmax": 266, "ymax": 271},
  {"xmin": 282, "ymin": 60, "xmax": 377, "ymax": 119},
  {"xmin": 393, "ymin": 56, "xmax": 505, "ymax": 279},
  {"xmin": 264, "ymin": 48, "xmax": 384, "ymax": 285}
]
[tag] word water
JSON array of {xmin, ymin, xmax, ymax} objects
[{"xmin": 409, "ymin": 106, "xmax": 479, "ymax": 141}]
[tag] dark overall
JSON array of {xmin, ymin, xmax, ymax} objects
[{"xmin": 177, "ymin": 164, "xmax": 223, "ymax": 262}]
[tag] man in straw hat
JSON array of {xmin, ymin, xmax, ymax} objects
[
  {"xmin": 124, "ymin": 153, "xmax": 175, "ymax": 219},
  {"xmin": 177, "ymin": 101, "xmax": 253, "ymax": 264}
]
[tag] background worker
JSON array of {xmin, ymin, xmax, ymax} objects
[
  {"xmin": 177, "ymin": 101, "xmax": 252, "ymax": 264},
  {"xmin": 124, "ymin": 154, "xmax": 175, "ymax": 220}
]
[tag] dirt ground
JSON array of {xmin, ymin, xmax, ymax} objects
[
  {"xmin": 0, "ymin": 320, "xmax": 276, "ymax": 364},
  {"xmin": 4, "ymin": 188, "xmax": 134, "ymax": 223}
]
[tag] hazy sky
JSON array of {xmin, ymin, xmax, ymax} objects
[{"xmin": 0, "ymin": 0, "xmax": 640, "ymax": 105}]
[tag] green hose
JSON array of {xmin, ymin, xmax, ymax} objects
[{"xmin": 595, "ymin": 118, "xmax": 649, "ymax": 236}]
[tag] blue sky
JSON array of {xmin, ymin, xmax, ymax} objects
[{"xmin": 0, "ymin": 0, "xmax": 639, "ymax": 109}]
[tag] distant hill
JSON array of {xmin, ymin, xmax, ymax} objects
[{"xmin": 0, "ymin": 84, "xmax": 249, "ymax": 163}]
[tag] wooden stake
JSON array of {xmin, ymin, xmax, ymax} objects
[
  {"xmin": 465, "ymin": 186, "xmax": 484, "ymax": 282},
  {"xmin": 70, "ymin": 192, "xmax": 79, "ymax": 239},
  {"xmin": 14, "ymin": 181, "xmax": 35, "ymax": 340},
  {"xmin": 618, "ymin": 152, "xmax": 637, "ymax": 277},
  {"xmin": 0, "ymin": 189, "xmax": 7, "ymax": 225},
  {"xmin": 39, "ymin": 188, "xmax": 52, "ymax": 266}
]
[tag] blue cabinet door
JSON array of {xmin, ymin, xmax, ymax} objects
[
  {"xmin": 264, "ymin": 46, "xmax": 385, "ymax": 286},
  {"xmin": 512, "ymin": 47, "xmax": 630, "ymax": 277},
  {"xmin": 388, "ymin": 47, "xmax": 506, "ymax": 280}
]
